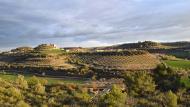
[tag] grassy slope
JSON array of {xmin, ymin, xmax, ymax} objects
[
  {"xmin": 0, "ymin": 48, "xmax": 75, "ymax": 69},
  {"xmin": 164, "ymin": 60, "xmax": 190, "ymax": 70},
  {"xmin": 180, "ymin": 76, "xmax": 190, "ymax": 88},
  {"xmin": 164, "ymin": 59, "xmax": 190, "ymax": 88},
  {"xmin": 0, "ymin": 72, "xmax": 84, "ymax": 84}
]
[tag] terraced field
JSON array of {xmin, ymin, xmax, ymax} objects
[
  {"xmin": 22, "ymin": 56, "xmax": 74, "ymax": 68},
  {"xmin": 0, "ymin": 52, "xmax": 75, "ymax": 69},
  {"xmin": 73, "ymin": 53, "xmax": 160, "ymax": 70}
]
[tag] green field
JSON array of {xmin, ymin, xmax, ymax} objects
[
  {"xmin": 0, "ymin": 72, "xmax": 84, "ymax": 84},
  {"xmin": 180, "ymin": 76, "xmax": 190, "ymax": 88},
  {"xmin": 164, "ymin": 60, "xmax": 190, "ymax": 70}
]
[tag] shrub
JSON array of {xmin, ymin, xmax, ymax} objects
[
  {"xmin": 125, "ymin": 71, "xmax": 156, "ymax": 97},
  {"xmin": 154, "ymin": 64, "xmax": 181, "ymax": 91},
  {"xmin": 99, "ymin": 85, "xmax": 127, "ymax": 107},
  {"xmin": 27, "ymin": 76, "xmax": 39, "ymax": 86},
  {"xmin": 16, "ymin": 75, "xmax": 28, "ymax": 89},
  {"xmin": 164, "ymin": 91, "xmax": 178, "ymax": 107},
  {"xmin": 28, "ymin": 76, "xmax": 48, "ymax": 87},
  {"xmin": 6, "ymin": 87, "xmax": 22, "ymax": 100},
  {"xmin": 34, "ymin": 83, "xmax": 45, "ymax": 94},
  {"xmin": 16, "ymin": 100, "xmax": 30, "ymax": 107}
]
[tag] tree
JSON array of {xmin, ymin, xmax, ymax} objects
[
  {"xmin": 164, "ymin": 91, "xmax": 178, "ymax": 107},
  {"xmin": 99, "ymin": 85, "xmax": 127, "ymax": 107},
  {"xmin": 16, "ymin": 75, "xmax": 28, "ymax": 89},
  {"xmin": 125, "ymin": 71, "xmax": 156, "ymax": 96}
]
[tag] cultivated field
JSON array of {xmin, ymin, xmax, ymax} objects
[
  {"xmin": 72, "ymin": 53, "xmax": 160, "ymax": 70},
  {"xmin": 164, "ymin": 60, "xmax": 190, "ymax": 70}
]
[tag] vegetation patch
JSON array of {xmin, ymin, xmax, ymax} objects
[
  {"xmin": 164, "ymin": 60, "xmax": 190, "ymax": 70},
  {"xmin": 0, "ymin": 72, "xmax": 84, "ymax": 84},
  {"xmin": 72, "ymin": 53, "xmax": 160, "ymax": 70},
  {"xmin": 169, "ymin": 51, "xmax": 190, "ymax": 59},
  {"xmin": 180, "ymin": 76, "xmax": 190, "ymax": 88}
]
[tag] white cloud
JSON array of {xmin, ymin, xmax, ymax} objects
[{"xmin": 0, "ymin": 0, "xmax": 190, "ymax": 49}]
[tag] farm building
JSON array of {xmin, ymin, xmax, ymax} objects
[{"xmin": 63, "ymin": 47, "xmax": 88, "ymax": 52}]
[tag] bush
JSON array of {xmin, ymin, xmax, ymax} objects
[
  {"xmin": 137, "ymin": 98, "xmax": 158, "ymax": 107},
  {"xmin": 28, "ymin": 76, "xmax": 48, "ymax": 86},
  {"xmin": 164, "ymin": 91, "xmax": 178, "ymax": 107},
  {"xmin": 27, "ymin": 76, "xmax": 39, "ymax": 86},
  {"xmin": 16, "ymin": 75, "xmax": 28, "ymax": 89},
  {"xmin": 125, "ymin": 71, "xmax": 156, "ymax": 97},
  {"xmin": 99, "ymin": 85, "xmax": 127, "ymax": 107},
  {"xmin": 6, "ymin": 87, "xmax": 22, "ymax": 100},
  {"xmin": 34, "ymin": 83, "xmax": 45, "ymax": 94},
  {"xmin": 16, "ymin": 100, "xmax": 30, "ymax": 107},
  {"xmin": 79, "ymin": 65, "xmax": 90, "ymax": 74},
  {"xmin": 154, "ymin": 64, "xmax": 181, "ymax": 91}
]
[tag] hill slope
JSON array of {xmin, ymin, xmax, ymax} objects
[
  {"xmin": 71, "ymin": 51, "xmax": 160, "ymax": 70},
  {"xmin": 0, "ymin": 44, "xmax": 160, "ymax": 74},
  {"xmin": 102, "ymin": 41, "xmax": 190, "ymax": 49}
]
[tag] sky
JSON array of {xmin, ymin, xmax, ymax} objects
[{"xmin": 0, "ymin": 0, "xmax": 190, "ymax": 50}]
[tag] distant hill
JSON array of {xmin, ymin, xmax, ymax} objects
[
  {"xmin": 161, "ymin": 41, "xmax": 190, "ymax": 49},
  {"xmin": 0, "ymin": 41, "xmax": 188, "ymax": 75},
  {"xmin": 102, "ymin": 41, "xmax": 190, "ymax": 50},
  {"xmin": 11, "ymin": 47, "xmax": 33, "ymax": 53},
  {"xmin": 0, "ymin": 44, "xmax": 160, "ymax": 75}
]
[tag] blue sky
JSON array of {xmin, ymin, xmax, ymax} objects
[{"xmin": 0, "ymin": 0, "xmax": 190, "ymax": 50}]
